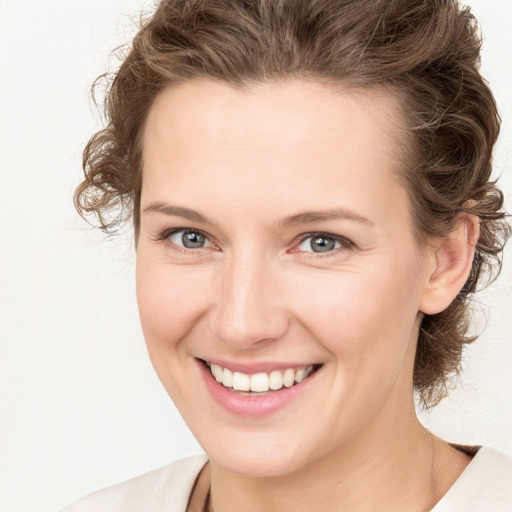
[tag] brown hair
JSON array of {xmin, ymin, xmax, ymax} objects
[{"xmin": 75, "ymin": 0, "xmax": 510, "ymax": 407}]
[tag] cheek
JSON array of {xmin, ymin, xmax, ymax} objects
[
  {"xmin": 135, "ymin": 257, "xmax": 215, "ymax": 409},
  {"xmin": 289, "ymin": 260, "xmax": 423, "ymax": 360},
  {"xmin": 136, "ymin": 256, "xmax": 210, "ymax": 353}
]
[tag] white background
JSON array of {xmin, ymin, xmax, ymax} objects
[{"xmin": 0, "ymin": 1, "xmax": 510, "ymax": 511}]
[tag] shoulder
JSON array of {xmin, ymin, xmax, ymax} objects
[
  {"xmin": 432, "ymin": 447, "xmax": 512, "ymax": 511},
  {"xmin": 60, "ymin": 454, "xmax": 208, "ymax": 512}
]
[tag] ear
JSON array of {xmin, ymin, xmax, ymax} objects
[{"xmin": 419, "ymin": 213, "xmax": 480, "ymax": 315}]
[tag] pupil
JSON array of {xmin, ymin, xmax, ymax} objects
[
  {"xmin": 182, "ymin": 231, "xmax": 205, "ymax": 248},
  {"xmin": 311, "ymin": 236, "xmax": 335, "ymax": 253}
]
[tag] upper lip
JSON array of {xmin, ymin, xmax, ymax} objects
[{"xmin": 198, "ymin": 357, "xmax": 322, "ymax": 374}]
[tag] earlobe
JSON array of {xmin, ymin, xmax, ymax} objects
[{"xmin": 419, "ymin": 214, "xmax": 480, "ymax": 315}]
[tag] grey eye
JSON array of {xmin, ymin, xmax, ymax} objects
[
  {"xmin": 169, "ymin": 230, "xmax": 211, "ymax": 249},
  {"xmin": 298, "ymin": 235, "xmax": 342, "ymax": 253},
  {"xmin": 183, "ymin": 231, "xmax": 205, "ymax": 248}
]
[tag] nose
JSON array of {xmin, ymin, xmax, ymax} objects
[{"xmin": 209, "ymin": 250, "xmax": 289, "ymax": 350}]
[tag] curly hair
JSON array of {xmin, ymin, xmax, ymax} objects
[{"xmin": 75, "ymin": 0, "xmax": 510, "ymax": 407}]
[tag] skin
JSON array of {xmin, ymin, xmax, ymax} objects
[{"xmin": 136, "ymin": 79, "xmax": 477, "ymax": 511}]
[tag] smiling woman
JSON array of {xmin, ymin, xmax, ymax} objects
[{"xmin": 61, "ymin": 0, "xmax": 511, "ymax": 511}]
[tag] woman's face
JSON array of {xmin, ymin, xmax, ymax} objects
[{"xmin": 136, "ymin": 79, "xmax": 435, "ymax": 477}]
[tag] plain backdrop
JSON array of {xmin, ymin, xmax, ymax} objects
[{"xmin": 0, "ymin": 1, "xmax": 510, "ymax": 511}]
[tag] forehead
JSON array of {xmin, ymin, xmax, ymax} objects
[
  {"xmin": 143, "ymin": 78, "xmax": 403, "ymax": 160},
  {"xmin": 141, "ymin": 79, "xmax": 409, "ymax": 225}
]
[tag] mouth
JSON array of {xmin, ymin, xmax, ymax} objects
[
  {"xmin": 197, "ymin": 358, "xmax": 323, "ymax": 417},
  {"xmin": 201, "ymin": 359, "xmax": 322, "ymax": 396}
]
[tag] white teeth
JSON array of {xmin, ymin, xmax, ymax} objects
[
  {"xmin": 269, "ymin": 370, "xmax": 283, "ymax": 390},
  {"xmin": 232, "ymin": 372, "xmax": 250, "ymax": 391},
  {"xmin": 283, "ymin": 368, "xmax": 295, "ymax": 388},
  {"xmin": 207, "ymin": 363, "xmax": 316, "ymax": 393},
  {"xmin": 250, "ymin": 373, "xmax": 270, "ymax": 392},
  {"xmin": 222, "ymin": 368, "xmax": 233, "ymax": 388},
  {"xmin": 295, "ymin": 368, "xmax": 305, "ymax": 383},
  {"xmin": 211, "ymin": 364, "xmax": 223, "ymax": 383}
]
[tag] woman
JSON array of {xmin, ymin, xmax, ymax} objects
[{"xmin": 62, "ymin": 0, "xmax": 511, "ymax": 510}]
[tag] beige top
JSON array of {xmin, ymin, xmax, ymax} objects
[{"xmin": 61, "ymin": 447, "xmax": 512, "ymax": 512}]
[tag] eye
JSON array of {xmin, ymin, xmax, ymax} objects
[
  {"xmin": 168, "ymin": 229, "xmax": 213, "ymax": 249},
  {"xmin": 296, "ymin": 233, "xmax": 349, "ymax": 253}
]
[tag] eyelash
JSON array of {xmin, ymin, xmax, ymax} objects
[
  {"xmin": 156, "ymin": 228, "xmax": 353, "ymax": 257},
  {"xmin": 156, "ymin": 227, "xmax": 216, "ymax": 255},
  {"xmin": 292, "ymin": 232, "xmax": 353, "ymax": 257}
]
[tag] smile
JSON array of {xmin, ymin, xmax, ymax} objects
[
  {"xmin": 198, "ymin": 358, "xmax": 323, "ymax": 417},
  {"xmin": 206, "ymin": 361, "xmax": 317, "ymax": 394}
]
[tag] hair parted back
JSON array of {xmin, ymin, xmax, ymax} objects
[{"xmin": 76, "ymin": 0, "xmax": 510, "ymax": 407}]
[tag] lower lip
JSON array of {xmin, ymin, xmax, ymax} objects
[{"xmin": 197, "ymin": 360, "xmax": 319, "ymax": 418}]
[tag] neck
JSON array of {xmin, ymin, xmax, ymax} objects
[{"xmin": 207, "ymin": 401, "xmax": 470, "ymax": 512}]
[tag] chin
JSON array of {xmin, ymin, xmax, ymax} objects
[
  {"xmin": 211, "ymin": 452, "xmax": 304, "ymax": 478},
  {"xmin": 200, "ymin": 430, "xmax": 317, "ymax": 478}
]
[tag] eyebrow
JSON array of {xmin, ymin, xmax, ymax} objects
[
  {"xmin": 142, "ymin": 202, "xmax": 373, "ymax": 228},
  {"xmin": 279, "ymin": 208, "xmax": 373, "ymax": 228},
  {"xmin": 142, "ymin": 202, "xmax": 219, "ymax": 227}
]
